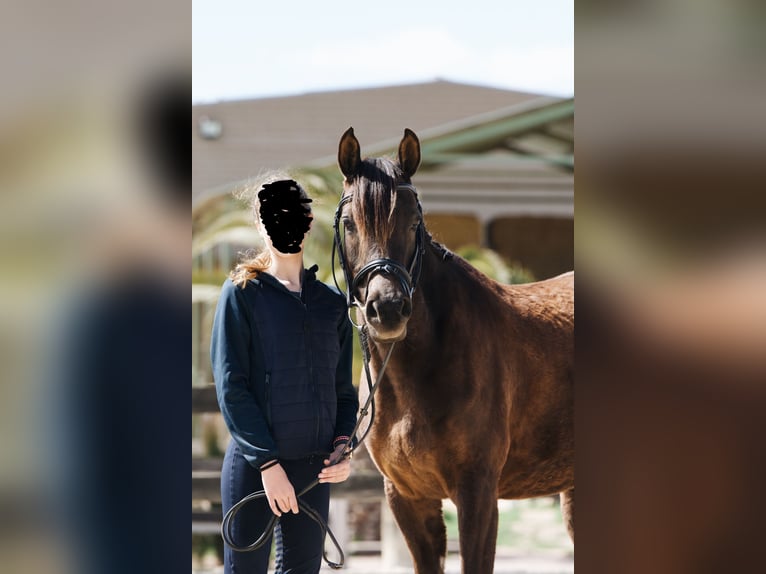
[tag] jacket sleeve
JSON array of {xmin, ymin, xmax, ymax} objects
[
  {"xmin": 210, "ymin": 280, "xmax": 279, "ymax": 468},
  {"xmin": 333, "ymin": 309, "xmax": 359, "ymax": 444}
]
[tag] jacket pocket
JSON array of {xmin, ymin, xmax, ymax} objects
[{"xmin": 264, "ymin": 372, "xmax": 273, "ymax": 429}]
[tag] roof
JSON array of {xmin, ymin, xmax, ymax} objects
[
  {"xmin": 192, "ymin": 80, "xmax": 548, "ymax": 199},
  {"xmin": 306, "ymin": 96, "xmax": 574, "ymax": 172}
]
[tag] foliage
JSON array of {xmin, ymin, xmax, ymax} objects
[
  {"xmin": 455, "ymin": 245, "xmax": 536, "ymax": 284},
  {"xmin": 202, "ymin": 416, "xmax": 223, "ymax": 457},
  {"xmin": 444, "ymin": 497, "xmax": 571, "ymax": 553}
]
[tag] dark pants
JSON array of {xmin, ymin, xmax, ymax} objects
[{"xmin": 221, "ymin": 442, "xmax": 330, "ymax": 574}]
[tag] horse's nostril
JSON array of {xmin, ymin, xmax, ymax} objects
[
  {"xmin": 366, "ymin": 298, "xmax": 411, "ymax": 324},
  {"xmin": 366, "ymin": 301, "xmax": 379, "ymax": 321}
]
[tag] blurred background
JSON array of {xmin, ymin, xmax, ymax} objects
[
  {"xmin": 0, "ymin": 1, "xmax": 189, "ymax": 573},
  {"xmin": 576, "ymin": 1, "xmax": 766, "ymax": 573}
]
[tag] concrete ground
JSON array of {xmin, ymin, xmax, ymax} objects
[
  {"xmin": 333, "ymin": 551, "xmax": 574, "ymax": 574},
  {"xmin": 193, "ymin": 498, "xmax": 574, "ymax": 573},
  {"xmin": 195, "ymin": 553, "xmax": 574, "ymax": 574}
]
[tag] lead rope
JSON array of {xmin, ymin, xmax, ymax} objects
[{"xmin": 221, "ymin": 326, "xmax": 395, "ymax": 569}]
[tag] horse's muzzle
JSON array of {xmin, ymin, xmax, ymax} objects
[{"xmin": 364, "ymin": 296, "xmax": 412, "ymax": 341}]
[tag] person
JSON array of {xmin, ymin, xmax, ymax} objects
[{"xmin": 210, "ymin": 176, "xmax": 357, "ymax": 574}]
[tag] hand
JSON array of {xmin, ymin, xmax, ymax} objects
[
  {"xmin": 318, "ymin": 444, "xmax": 352, "ymax": 484},
  {"xmin": 261, "ymin": 464, "xmax": 298, "ymax": 516}
]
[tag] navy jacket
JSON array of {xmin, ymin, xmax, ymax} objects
[{"xmin": 211, "ymin": 265, "xmax": 357, "ymax": 469}]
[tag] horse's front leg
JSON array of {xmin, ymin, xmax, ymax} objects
[
  {"xmin": 384, "ymin": 478, "xmax": 447, "ymax": 574},
  {"xmin": 454, "ymin": 473, "xmax": 499, "ymax": 574}
]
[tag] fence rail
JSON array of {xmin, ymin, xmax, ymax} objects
[
  {"xmin": 192, "ymin": 385, "xmax": 219, "ymax": 413},
  {"xmin": 193, "ymin": 460, "xmax": 385, "ymax": 504}
]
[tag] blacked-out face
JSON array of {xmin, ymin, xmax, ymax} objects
[
  {"xmin": 340, "ymin": 180, "xmax": 421, "ymax": 342},
  {"xmin": 257, "ymin": 179, "xmax": 313, "ymax": 254}
]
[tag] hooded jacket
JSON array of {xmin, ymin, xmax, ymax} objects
[{"xmin": 211, "ymin": 265, "xmax": 357, "ymax": 469}]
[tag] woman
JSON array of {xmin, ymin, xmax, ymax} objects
[{"xmin": 211, "ymin": 176, "xmax": 357, "ymax": 574}]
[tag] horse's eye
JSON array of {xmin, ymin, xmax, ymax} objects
[
  {"xmin": 343, "ymin": 218, "xmax": 357, "ymax": 233},
  {"xmin": 410, "ymin": 221, "xmax": 421, "ymax": 232}
]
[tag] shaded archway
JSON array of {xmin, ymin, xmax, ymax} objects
[{"xmin": 489, "ymin": 217, "xmax": 573, "ymax": 280}]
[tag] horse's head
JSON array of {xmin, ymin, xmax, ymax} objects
[{"xmin": 335, "ymin": 127, "xmax": 425, "ymax": 342}]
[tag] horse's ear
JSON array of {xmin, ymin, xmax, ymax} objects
[
  {"xmin": 398, "ymin": 128, "xmax": 421, "ymax": 179},
  {"xmin": 338, "ymin": 127, "xmax": 362, "ymax": 179}
]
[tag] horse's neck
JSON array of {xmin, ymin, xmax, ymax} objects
[{"xmin": 365, "ymin": 245, "xmax": 480, "ymax": 416}]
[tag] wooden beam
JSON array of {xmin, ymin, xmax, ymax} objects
[
  {"xmin": 419, "ymin": 99, "xmax": 575, "ymax": 160},
  {"xmin": 300, "ymin": 96, "xmax": 574, "ymax": 174},
  {"xmin": 192, "ymin": 385, "xmax": 219, "ymax": 413},
  {"xmin": 193, "ymin": 468, "xmax": 385, "ymax": 502}
]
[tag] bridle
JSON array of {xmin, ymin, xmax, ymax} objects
[
  {"xmin": 222, "ymin": 182, "xmax": 427, "ymax": 569},
  {"xmin": 332, "ymin": 182, "xmax": 426, "ymax": 324}
]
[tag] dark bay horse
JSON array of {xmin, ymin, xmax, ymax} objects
[{"xmin": 335, "ymin": 127, "xmax": 574, "ymax": 574}]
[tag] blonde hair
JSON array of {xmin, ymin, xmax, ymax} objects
[{"xmin": 229, "ymin": 172, "xmax": 310, "ymax": 288}]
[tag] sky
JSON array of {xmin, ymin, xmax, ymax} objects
[{"xmin": 192, "ymin": 0, "xmax": 573, "ymax": 103}]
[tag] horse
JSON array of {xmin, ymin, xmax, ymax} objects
[{"xmin": 334, "ymin": 127, "xmax": 574, "ymax": 573}]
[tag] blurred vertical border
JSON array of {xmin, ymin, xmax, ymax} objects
[
  {"xmin": 576, "ymin": 1, "xmax": 766, "ymax": 572},
  {"xmin": 0, "ymin": 1, "xmax": 189, "ymax": 573}
]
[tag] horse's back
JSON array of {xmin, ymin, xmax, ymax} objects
[
  {"xmin": 500, "ymin": 270, "xmax": 574, "ymax": 330},
  {"xmin": 532, "ymin": 269, "xmax": 573, "ymax": 294},
  {"xmin": 548, "ymin": 269, "xmax": 574, "ymax": 284}
]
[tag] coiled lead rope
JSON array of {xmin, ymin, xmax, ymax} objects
[{"xmin": 221, "ymin": 334, "xmax": 395, "ymax": 569}]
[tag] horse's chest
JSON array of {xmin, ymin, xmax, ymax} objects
[
  {"xmin": 378, "ymin": 414, "xmax": 422, "ymax": 456},
  {"xmin": 370, "ymin": 414, "xmax": 450, "ymax": 498}
]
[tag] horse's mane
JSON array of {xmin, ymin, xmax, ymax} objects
[
  {"xmin": 349, "ymin": 157, "xmax": 401, "ymax": 243},
  {"xmin": 349, "ymin": 157, "xmax": 454, "ymax": 263},
  {"xmin": 427, "ymin": 231, "xmax": 453, "ymax": 262}
]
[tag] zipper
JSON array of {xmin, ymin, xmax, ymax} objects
[
  {"xmin": 264, "ymin": 372, "xmax": 272, "ymax": 429},
  {"xmin": 302, "ymin": 285, "xmax": 320, "ymax": 452}
]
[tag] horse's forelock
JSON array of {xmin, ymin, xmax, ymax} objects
[{"xmin": 351, "ymin": 158, "xmax": 403, "ymax": 242}]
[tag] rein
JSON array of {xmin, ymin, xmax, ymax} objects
[{"xmin": 222, "ymin": 183, "xmax": 423, "ymax": 568}]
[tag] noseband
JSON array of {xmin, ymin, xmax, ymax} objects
[{"xmin": 332, "ymin": 183, "xmax": 426, "ymax": 314}]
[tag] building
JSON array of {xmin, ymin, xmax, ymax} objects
[{"xmin": 193, "ymin": 79, "xmax": 573, "ymax": 280}]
